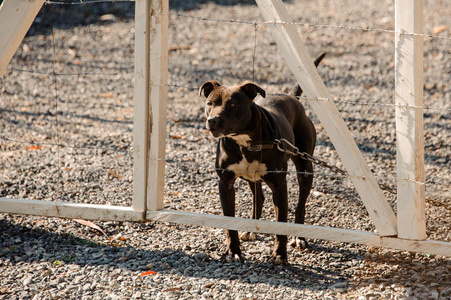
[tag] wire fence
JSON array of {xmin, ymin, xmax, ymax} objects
[
  {"xmin": 37, "ymin": 0, "xmax": 451, "ymax": 42},
  {"xmin": 1, "ymin": 0, "xmax": 449, "ymax": 210},
  {"xmin": 149, "ymin": 83, "xmax": 451, "ymax": 112}
]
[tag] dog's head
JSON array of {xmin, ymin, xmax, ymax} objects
[{"xmin": 199, "ymin": 81, "xmax": 266, "ymax": 138}]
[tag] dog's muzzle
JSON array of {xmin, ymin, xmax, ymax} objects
[
  {"xmin": 207, "ymin": 116, "xmax": 219, "ymax": 128},
  {"xmin": 206, "ymin": 116, "xmax": 225, "ymax": 137}
]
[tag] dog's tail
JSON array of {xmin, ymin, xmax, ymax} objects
[{"xmin": 289, "ymin": 52, "xmax": 326, "ymax": 97}]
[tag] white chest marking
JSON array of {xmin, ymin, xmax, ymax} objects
[
  {"xmin": 227, "ymin": 158, "xmax": 267, "ymax": 182},
  {"xmin": 228, "ymin": 134, "xmax": 251, "ymax": 147}
]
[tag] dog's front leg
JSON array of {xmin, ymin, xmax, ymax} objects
[
  {"xmin": 218, "ymin": 178, "xmax": 243, "ymax": 262},
  {"xmin": 239, "ymin": 181, "xmax": 264, "ymax": 242},
  {"xmin": 267, "ymin": 179, "xmax": 288, "ymax": 265}
]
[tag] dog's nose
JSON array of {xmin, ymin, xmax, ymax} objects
[{"xmin": 207, "ymin": 117, "xmax": 218, "ymax": 127}]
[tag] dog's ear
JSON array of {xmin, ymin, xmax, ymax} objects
[
  {"xmin": 239, "ymin": 82, "xmax": 266, "ymax": 99},
  {"xmin": 199, "ymin": 80, "xmax": 221, "ymax": 98}
]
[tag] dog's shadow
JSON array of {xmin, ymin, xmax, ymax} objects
[{"xmin": 0, "ymin": 216, "xmax": 358, "ymax": 292}]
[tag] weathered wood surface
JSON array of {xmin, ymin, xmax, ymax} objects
[
  {"xmin": 395, "ymin": 0, "xmax": 426, "ymax": 240},
  {"xmin": 133, "ymin": 0, "xmax": 169, "ymax": 212}
]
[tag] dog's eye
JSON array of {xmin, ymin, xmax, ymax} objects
[{"xmin": 207, "ymin": 101, "xmax": 213, "ymax": 106}]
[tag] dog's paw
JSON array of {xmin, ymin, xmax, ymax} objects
[
  {"xmin": 222, "ymin": 253, "xmax": 245, "ymax": 263},
  {"xmin": 239, "ymin": 232, "xmax": 257, "ymax": 241},
  {"xmin": 267, "ymin": 255, "xmax": 288, "ymax": 265},
  {"xmin": 289, "ymin": 237, "xmax": 309, "ymax": 250}
]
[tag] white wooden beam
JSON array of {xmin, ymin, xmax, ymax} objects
[
  {"xmin": 147, "ymin": 210, "xmax": 451, "ymax": 257},
  {"xmin": 254, "ymin": 0, "xmax": 397, "ymax": 236},
  {"xmin": 0, "ymin": 0, "xmax": 44, "ymax": 77},
  {"xmin": 2, "ymin": 197, "xmax": 448, "ymax": 255},
  {"xmin": 147, "ymin": 210, "xmax": 381, "ymax": 245},
  {"xmin": 395, "ymin": 0, "xmax": 426, "ymax": 240},
  {"xmin": 0, "ymin": 198, "xmax": 144, "ymax": 222},
  {"xmin": 1, "ymin": 197, "xmax": 448, "ymax": 255},
  {"xmin": 133, "ymin": 0, "xmax": 169, "ymax": 212}
]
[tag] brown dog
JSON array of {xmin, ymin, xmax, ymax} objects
[{"xmin": 200, "ymin": 54, "xmax": 324, "ymax": 264}]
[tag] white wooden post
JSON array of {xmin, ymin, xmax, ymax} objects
[
  {"xmin": 0, "ymin": 0, "xmax": 44, "ymax": 77},
  {"xmin": 395, "ymin": 0, "xmax": 426, "ymax": 240},
  {"xmin": 255, "ymin": 0, "xmax": 397, "ymax": 236},
  {"xmin": 133, "ymin": 0, "xmax": 169, "ymax": 212},
  {"xmin": 133, "ymin": 0, "xmax": 150, "ymax": 213}
]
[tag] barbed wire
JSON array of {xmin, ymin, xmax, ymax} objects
[
  {"xmin": 295, "ymin": 95, "xmax": 451, "ymax": 112},
  {"xmin": 2, "ymin": 133, "xmax": 449, "ymax": 210},
  {"xmin": 0, "ymin": 136, "xmax": 131, "ymax": 154},
  {"xmin": 166, "ymin": 160, "xmax": 450, "ymax": 211},
  {"xmin": 2, "ymin": 2, "xmax": 449, "ymax": 113},
  {"xmin": 0, "ymin": 67, "xmax": 133, "ymax": 76},
  {"xmin": 38, "ymin": 0, "xmax": 451, "ymax": 41},
  {"xmin": 165, "ymin": 12, "xmax": 258, "ymax": 26},
  {"xmin": 4, "ymin": 131, "xmax": 443, "ymax": 197},
  {"xmin": 165, "ymin": 12, "xmax": 451, "ymax": 41},
  {"xmin": 2, "ymin": 70, "xmax": 449, "ymax": 112},
  {"xmin": 166, "ymin": 157, "xmax": 396, "ymax": 183},
  {"xmin": 150, "ymin": 83, "xmax": 451, "ymax": 112}
]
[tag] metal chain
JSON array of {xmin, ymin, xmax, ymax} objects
[
  {"xmin": 275, "ymin": 138, "xmax": 450, "ymax": 211},
  {"xmin": 275, "ymin": 138, "xmax": 347, "ymax": 175}
]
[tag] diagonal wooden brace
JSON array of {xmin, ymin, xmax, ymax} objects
[
  {"xmin": 255, "ymin": 0, "xmax": 397, "ymax": 236},
  {"xmin": 0, "ymin": 0, "xmax": 44, "ymax": 78}
]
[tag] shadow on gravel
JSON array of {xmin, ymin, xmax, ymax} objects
[
  {"xmin": 25, "ymin": 0, "xmax": 294, "ymax": 36},
  {"xmin": 316, "ymin": 115, "xmax": 449, "ymax": 167},
  {"xmin": 25, "ymin": 0, "xmax": 277, "ymax": 36},
  {"xmin": 170, "ymin": 0, "xmax": 258, "ymax": 11},
  {"xmin": 27, "ymin": 3, "xmax": 135, "ymax": 36},
  {"xmin": 0, "ymin": 217, "xmax": 353, "ymax": 291},
  {"xmin": 1, "ymin": 109, "xmax": 132, "ymax": 153}
]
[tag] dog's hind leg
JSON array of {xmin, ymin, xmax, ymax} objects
[
  {"xmin": 239, "ymin": 181, "xmax": 264, "ymax": 241},
  {"xmin": 290, "ymin": 156, "xmax": 314, "ymax": 249},
  {"xmin": 267, "ymin": 179, "xmax": 289, "ymax": 265}
]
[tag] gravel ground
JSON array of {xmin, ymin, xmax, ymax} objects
[{"xmin": 1, "ymin": 0, "xmax": 450, "ymax": 299}]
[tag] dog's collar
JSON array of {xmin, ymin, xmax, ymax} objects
[{"xmin": 245, "ymin": 143, "xmax": 275, "ymax": 152}]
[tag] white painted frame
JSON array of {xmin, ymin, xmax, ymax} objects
[
  {"xmin": 0, "ymin": 0, "xmax": 155, "ymax": 222},
  {"xmin": 0, "ymin": 0, "xmax": 449, "ymax": 256}
]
